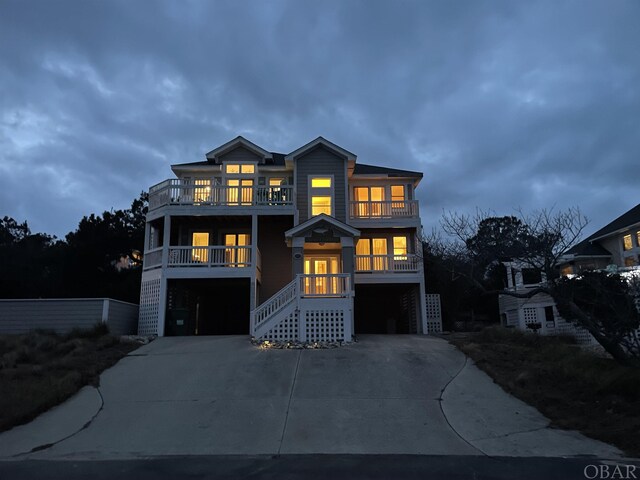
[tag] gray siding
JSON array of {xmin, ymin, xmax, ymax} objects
[
  {"xmin": 295, "ymin": 146, "xmax": 346, "ymax": 223},
  {"xmin": 258, "ymin": 216, "xmax": 293, "ymax": 303},
  {"xmin": 105, "ymin": 300, "xmax": 140, "ymax": 335},
  {"xmin": 218, "ymin": 146, "xmax": 262, "ymax": 164},
  {"xmin": 0, "ymin": 299, "xmax": 138, "ymax": 335}
]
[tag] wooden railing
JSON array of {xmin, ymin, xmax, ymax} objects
[
  {"xmin": 149, "ymin": 179, "xmax": 294, "ymax": 210},
  {"xmin": 251, "ymin": 278, "xmax": 299, "ymax": 334},
  {"xmin": 355, "ymin": 254, "xmax": 420, "ymax": 273},
  {"xmin": 167, "ymin": 246, "xmax": 252, "ymax": 268},
  {"xmin": 349, "ymin": 200, "xmax": 418, "ymax": 219},
  {"xmin": 299, "ymin": 273, "xmax": 351, "ymax": 297},
  {"xmin": 143, "ymin": 247, "xmax": 163, "ymax": 269}
]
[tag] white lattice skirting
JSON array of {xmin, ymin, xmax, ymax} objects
[
  {"xmin": 138, "ymin": 271, "xmax": 161, "ymax": 336},
  {"xmin": 425, "ymin": 294, "xmax": 442, "ymax": 334}
]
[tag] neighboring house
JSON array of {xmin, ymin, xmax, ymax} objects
[
  {"xmin": 138, "ymin": 136, "xmax": 428, "ymax": 342},
  {"xmin": 498, "ymin": 203, "xmax": 640, "ymax": 342}
]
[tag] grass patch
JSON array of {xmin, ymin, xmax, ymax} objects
[
  {"xmin": 449, "ymin": 327, "xmax": 640, "ymax": 457},
  {"xmin": 0, "ymin": 325, "xmax": 140, "ymax": 432}
]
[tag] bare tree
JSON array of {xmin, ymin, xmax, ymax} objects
[{"xmin": 431, "ymin": 207, "xmax": 640, "ymax": 367}]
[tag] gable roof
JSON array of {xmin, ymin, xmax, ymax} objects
[
  {"xmin": 285, "ymin": 137, "xmax": 357, "ymax": 163},
  {"xmin": 565, "ymin": 238, "xmax": 612, "ymax": 257},
  {"xmin": 205, "ymin": 136, "xmax": 272, "ymax": 162},
  {"xmin": 587, "ymin": 203, "xmax": 640, "ymax": 242},
  {"xmin": 284, "ymin": 214, "xmax": 360, "ymax": 239}
]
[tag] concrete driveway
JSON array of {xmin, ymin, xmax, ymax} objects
[{"xmin": 0, "ymin": 335, "xmax": 622, "ymax": 459}]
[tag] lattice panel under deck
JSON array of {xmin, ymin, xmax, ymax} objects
[
  {"xmin": 138, "ymin": 276, "xmax": 161, "ymax": 335},
  {"xmin": 263, "ymin": 311, "xmax": 299, "ymax": 341},
  {"xmin": 304, "ymin": 309, "xmax": 345, "ymax": 342}
]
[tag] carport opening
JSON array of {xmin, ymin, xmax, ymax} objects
[
  {"xmin": 355, "ymin": 284, "xmax": 419, "ymax": 334},
  {"xmin": 165, "ymin": 278, "xmax": 250, "ymax": 336}
]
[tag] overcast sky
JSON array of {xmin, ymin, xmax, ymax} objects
[{"xmin": 1, "ymin": 0, "xmax": 638, "ymax": 240}]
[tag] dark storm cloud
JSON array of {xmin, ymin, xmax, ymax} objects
[{"xmin": 0, "ymin": 0, "xmax": 638, "ymax": 237}]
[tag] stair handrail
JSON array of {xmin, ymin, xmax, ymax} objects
[{"xmin": 251, "ymin": 278, "xmax": 299, "ymax": 333}]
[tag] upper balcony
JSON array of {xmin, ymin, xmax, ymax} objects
[
  {"xmin": 348, "ymin": 200, "xmax": 420, "ymax": 227},
  {"xmin": 148, "ymin": 179, "xmax": 295, "ymax": 217}
]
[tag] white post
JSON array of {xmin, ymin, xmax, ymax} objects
[
  {"xmin": 418, "ymin": 281, "xmax": 428, "ymax": 335},
  {"xmin": 156, "ymin": 277, "xmax": 168, "ymax": 337},
  {"xmin": 161, "ymin": 215, "xmax": 171, "ymax": 268}
]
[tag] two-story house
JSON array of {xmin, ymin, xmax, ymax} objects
[
  {"xmin": 138, "ymin": 136, "xmax": 428, "ymax": 342},
  {"xmin": 498, "ymin": 203, "xmax": 640, "ymax": 341}
]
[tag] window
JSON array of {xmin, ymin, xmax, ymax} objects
[
  {"xmin": 624, "ymin": 256, "xmax": 638, "ymax": 267},
  {"xmin": 191, "ymin": 232, "xmax": 209, "ymax": 262},
  {"xmin": 309, "ymin": 176, "xmax": 333, "ymax": 217},
  {"xmin": 225, "ymin": 233, "xmax": 250, "ymax": 266},
  {"xmin": 354, "ymin": 186, "xmax": 384, "ymax": 217},
  {"xmin": 311, "ymin": 196, "xmax": 332, "ymax": 216},
  {"xmin": 311, "ymin": 177, "xmax": 331, "ymax": 188},
  {"xmin": 226, "ymin": 179, "xmax": 254, "ymax": 205},
  {"xmin": 623, "ymin": 234, "xmax": 633, "ymax": 251},
  {"xmin": 225, "ymin": 164, "xmax": 255, "ymax": 174},
  {"xmin": 637, "ymin": 231, "xmax": 640, "ymax": 247},
  {"xmin": 544, "ymin": 306, "xmax": 555, "ymax": 324},
  {"xmin": 393, "ymin": 236, "xmax": 407, "ymax": 260},
  {"xmin": 269, "ymin": 178, "xmax": 286, "ymax": 188},
  {"xmin": 193, "ymin": 179, "xmax": 211, "ymax": 203},
  {"xmin": 522, "ymin": 268, "xmax": 542, "ymax": 285},
  {"xmin": 356, "ymin": 238, "xmax": 388, "ymax": 271},
  {"xmin": 391, "ymin": 185, "xmax": 405, "ymax": 202}
]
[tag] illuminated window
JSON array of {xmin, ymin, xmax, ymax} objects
[
  {"xmin": 225, "ymin": 233, "xmax": 250, "ymax": 266},
  {"xmin": 226, "ymin": 179, "xmax": 254, "ymax": 205},
  {"xmin": 354, "ymin": 187, "xmax": 384, "ymax": 217},
  {"xmin": 637, "ymin": 231, "xmax": 640, "ymax": 246},
  {"xmin": 311, "ymin": 177, "xmax": 331, "ymax": 188},
  {"xmin": 269, "ymin": 178, "xmax": 285, "ymax": 187},
  {"xmin": 393, "ymin": 236, "xmax": 407, "ymax": 260},
  {"xmin": 225, "ymin": 164, "xmax": 255, "ymax": 174},
  {"xmin": 356, "ymin": 238, "xmax": 388, "ymax": 271},
  {"xmin": 309, "ymin": 176, "xmax": 333, "ymax": 217},
  {"xmin": 391, "ymin": 185, "xmax": 405, "ymax": 202},
  {"xmin": 311, "ymin": 196, "xmax": 332, "ymax": 216},
  {"xmin": 191, "ymin": 232, "xmax": 209, "ymax": 262},
  {"xmin": 624, "ymin": 256, "xmax": 638, "ymax": 267},
  {"xmin": 193, "ymin": 179, "xmax": 211, "ymax": 203},
  {"xmin": 623, "ymin": 234, "xmax": 633, "ymax": 251}
]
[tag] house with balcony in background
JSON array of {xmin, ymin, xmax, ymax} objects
[
  {"xmin": 138, "ymin": 136, "xmax": 430, "ymax": 342},
  {"xmin": 498, "ymin": 203, "xmax": 640, "ymax": 342}
]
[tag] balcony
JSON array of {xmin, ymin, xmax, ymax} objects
[
  {"xmin": 355, "ymin": 254, "xmax": 420, "ymax": 274},
  {"xmin": 349, "ymin": 200, "xmax": 419, "ymax": 222},
  {"xmin": 143, "ymin": 245, "xmax": 258, "ymax": 274},
  {"xmin": 148, "ymin": 179, "xmax": 294, "ymax": 212}
]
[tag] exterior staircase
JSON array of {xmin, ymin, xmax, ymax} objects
[{"xmin": 251, "ymin": 274, "xmax": 353, "ymax": 342}]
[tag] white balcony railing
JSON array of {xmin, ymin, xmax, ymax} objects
[
  {"xmin": 299, "ymin": 273, "xmax": 351, "ymax": 297},
  {"xmin": 355, "ymin": 254, "xmax": 420, "ymax": 273},
  {"xmin": 149, "ymin": 179, "xmax": 294, "ymax": 210},
  {"xmin": 167, "ymin": 246, "xmax": 252, "ymax": 268},
  {"xmin": 349, "ymin": 200, "xmax": 418, "ymax": 219}
]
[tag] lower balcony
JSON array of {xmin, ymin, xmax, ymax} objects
[
  {"xmin": 355, "ymin": 254, "xmax": 420, "ymax": 274},
  {"xmin": 143, "ymin": 246, "xmax": 259, "ymax": 278}
]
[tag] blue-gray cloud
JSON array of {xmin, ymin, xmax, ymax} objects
[{"xmin": 0, "ymin": 0, "xmax": 638, "ymax": 238}]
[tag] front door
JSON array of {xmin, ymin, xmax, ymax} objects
[{"xmin": 304, "ymin": 255, "xmax": 340, "ymax": 295}]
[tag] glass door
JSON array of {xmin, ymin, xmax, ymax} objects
[{"xmin": 304, "ymin": 256, "xmax": 340, "ymax": 295}]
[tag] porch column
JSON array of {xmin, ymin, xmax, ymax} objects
[
  {"xmin": 161, "ymin": 214, "xmax": 171, "ymax": 268},
  {"xmin": 340, "ymin": 237, "xmax": 355, "ymax": 278},
  {"xmin": 250, "ymin": 214, "xmax": 258, "ymax": 312},
  {"xmin": 292, "ymin": 237, "xmax": 305, "ymax": 277}
]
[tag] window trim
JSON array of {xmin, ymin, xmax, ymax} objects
[{"xmin": 308, "ymin": 174, "xmax": 335, "ymax": 218}]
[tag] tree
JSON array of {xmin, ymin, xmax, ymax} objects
[{"xmin": 431, "ymin": 207, "xmax": 640, "ymax": 367}]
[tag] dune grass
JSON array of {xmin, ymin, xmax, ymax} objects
[{"xmin": 0, "ymin": 325, "xmax": 139, "ymax": 432}]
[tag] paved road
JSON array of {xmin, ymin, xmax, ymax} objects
[
  {"xmin": 0, "ymin": 335, "xmax": 623, "ymax": 460},
  {"xmin": 1, "ymin": 455, "xmax": 639, "ymax": 480}
]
